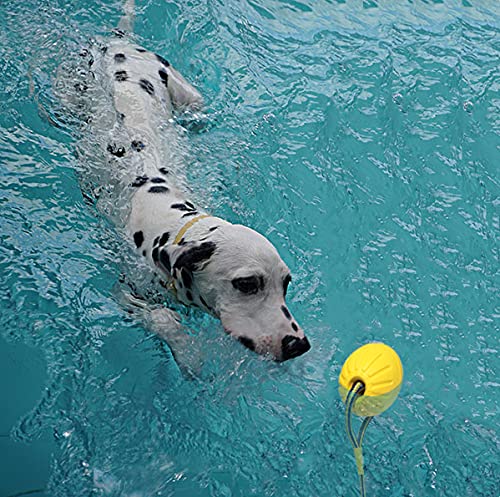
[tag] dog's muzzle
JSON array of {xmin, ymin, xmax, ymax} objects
[{"xmin": 281, "ymin": 335, "xmax": 311, "ymax": 361}]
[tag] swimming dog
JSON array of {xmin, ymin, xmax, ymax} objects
[{"xmin": 72, "ymin": 0, "xmax": 310, "ymax": 361}]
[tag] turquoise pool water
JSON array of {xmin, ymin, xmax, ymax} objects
[{"xmin": 0, "ymin": 0, "xmax": 498, "ymax": 495}]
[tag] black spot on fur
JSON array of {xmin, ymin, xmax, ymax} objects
[
  {"xmin": 200, "ymin": 295, "xmax": 210, "ymax": 309},
  {"xmin": 139, "ymin": 78, "xmax": 155, "ymax": 95},
  {"xmin": 159, "ymin": 249, "xmax": 171, "ymax": 272},
  {"xmin": 283, "ymin": 274, "xmax": 291, "ymax": 297},
  {"xmin": 155, "ymin": 53, "xmax": 170, "ymax": 67},
  {"xmin": 101, "ymin": 46, "xmax": 108, "ymax": 54},
  {"xmin": 136, "ymin": 48, "xmax": 146, "ymax": 53},
  {"xmin": 118, "ymin": 112, "xmax": 126, "ymax": 121},
  {"xmin": 238, "ymin": 336, "xmax": 256, "ymax": 351},
  {"xmin": 112, "ymin": 28, "xmax": 126, "ymax": 38},
  {"xmin": 115, "ymin": 70, "xmax": 128, "ymax": 81},
  {"xmin": 153, "ymin": 236, "xmax": 160, "ymax": 246},
  {"xmin": 185, "ymin": 201, "xmax": 195, "ymax": 209},
  {"xmin": 107, "ymin": 143, "xmax": 126, "ymax": 157},
  {"xmin": 209, "ymin": 226, "xmax": 218, "ymax": 232},
  {"xmin": 142, "ymin": 250, "xmax": 146, "ymax": 257},
  {"xmin": 182, "ymin": 211, "xmax": 199, "ymax": 218},
  {"xmin": 148, "ymin": 186, "xmax": 169, "ymax": 193},
  {"xmin": 181, "ymin": 268, "xmax": 193, "ymax": 289},
  {"xmin": 152, "ymin": 246, "xmax": 159, "ymax": 263},
  {"xmin": 133, "ymin": 231, "xmax": 144, "ymax": 248},
  {"xmin": 131, "ymin": 175, "xmax": 149, "ymax": 187},
  {"xmin": 281, "ymin": 305, "xmax": 292, "ymax": 320},
  {"xmin": 171, "ymin": 203, "xmax": 195, "ymax": 212},
  {"xmin": 186, "ymin": 290, "xmax": 193, "ymax": 301},
  {"xmin": 159, "ymin": 167, "xmax": 169, "ymax": 175},
  {"xmin": 173, "ymin": 242, "xmax": 216, "ymax": 273},
  {"xmin": 151, "ymin": 177, "xmax": 166, "ymax": 183},
  {"xmin": 158, "ymin": 232, "xmax": 170, "ymax": 246},
  {"xmin": 114, "ymin": 53, "xmax": 126, "ymax": 62},
  {"xmin": 158, "ymin": 68, "xmax": 169, "ymax": 89},
  {"xmin": 74, "ymin": 82, "xmax": 88, "ymax": 93},
  {"xmin": 131, "ymin": 140, "xmax": 145, "ymax": 151},
  {"xmin": 291, "ymin": 322, "xmax": 298, "ymax": 332}
]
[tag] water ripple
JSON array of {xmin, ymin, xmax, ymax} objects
[{"xmin": 0, "ymin": 0, "xmax": 498, "ymax": 496}]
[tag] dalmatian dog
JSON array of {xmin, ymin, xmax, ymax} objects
[{"xmin": 79, "ymin": 0, "xmax": 311, "ymax": 361}]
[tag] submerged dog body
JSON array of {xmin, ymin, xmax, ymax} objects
[{"xmin": 81, "ymin": 2, "xmax": 310, "ymax": 361}]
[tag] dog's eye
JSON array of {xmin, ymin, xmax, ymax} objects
[
  {"xmin": 283, "ymin": 274, "xmax": 292, "ymax": 297},
  {"xmin": 232, "ymin": 276, "xmax": 262, "ymax": 295}
]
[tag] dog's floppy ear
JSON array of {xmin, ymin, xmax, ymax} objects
[
  {"xmin": 159, "ymin": 241, "xmax": 217, "ymax": 302},
  {"xmin": 171, "ymin": 241, "xmax": 217, "ymax": 274}
]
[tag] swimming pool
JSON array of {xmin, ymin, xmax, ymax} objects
[{"xmin": 0, "ymin": 0, "xmax": 498, "ymax": 495}]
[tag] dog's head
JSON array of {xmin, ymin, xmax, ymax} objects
[{"xmin": 163, "ymin": 222, "xmax": 310, "ymax": 361}]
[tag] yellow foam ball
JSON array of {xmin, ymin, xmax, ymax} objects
[{"xmin": 339, "ymin": 343, "xmax": 403, "ymax": 416}]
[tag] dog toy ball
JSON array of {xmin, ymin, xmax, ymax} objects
[
  {"xmin": 338, "ymin": 343, "xmax": 403, "ymax": 497},
  {"xmin": 339, "ymin": 342, "xmax": 403, "ymax": 417}
]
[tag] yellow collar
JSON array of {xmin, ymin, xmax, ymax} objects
[{"xmin": 173, "ymin": 214, "xmax": 211, "ymax": 245}]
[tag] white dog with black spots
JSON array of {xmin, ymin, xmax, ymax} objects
[{"xmin": 74, "ymin": 0, "xmax": 311, "ymax": 362}]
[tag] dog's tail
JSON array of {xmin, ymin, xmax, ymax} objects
[{"xmin": 118, "ymin": 0, "xmax": 135, "ymax": 33}]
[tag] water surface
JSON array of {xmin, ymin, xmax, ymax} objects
[{"xmin": 0, "ymin": 1, "xmax": 498, "ymax": 496}]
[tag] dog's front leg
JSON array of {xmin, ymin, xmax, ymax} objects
[
  {"xmin": 116, "ymin": 285, "xmax": 206, "ymax": 376},
  {"xmin": 145, "ymin": 307, "xmax": 205, "ymax": 377}
]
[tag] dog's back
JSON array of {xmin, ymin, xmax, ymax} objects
[
  {"xmin": 67, "ymin": 1, "xmax": 204, "ymax": 229},
  {"xmin": 95, "ymin": 35, "xmax": 202, "ymax": 180}
]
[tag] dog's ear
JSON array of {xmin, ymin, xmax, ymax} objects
[
  {"xmin": 159, "ymin": 241, "xmax": 217, "ymax": 298},
  {"xmin": 171, "ymin": 241, "xmax": 217, "ymax": 274}
]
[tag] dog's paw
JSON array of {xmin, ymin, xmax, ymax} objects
[{"xmin": 146, "ymin": 307, "xmax": 205, "ymax": 377}]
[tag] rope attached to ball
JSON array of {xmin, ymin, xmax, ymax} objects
[{"xmin": 339, "ymin": 343, "xmax": 403, "ymax": 497}]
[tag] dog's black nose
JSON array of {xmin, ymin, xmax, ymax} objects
[{"xmin": 281, "ymin": 335, "xmax": 311, "ymax": 361}]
